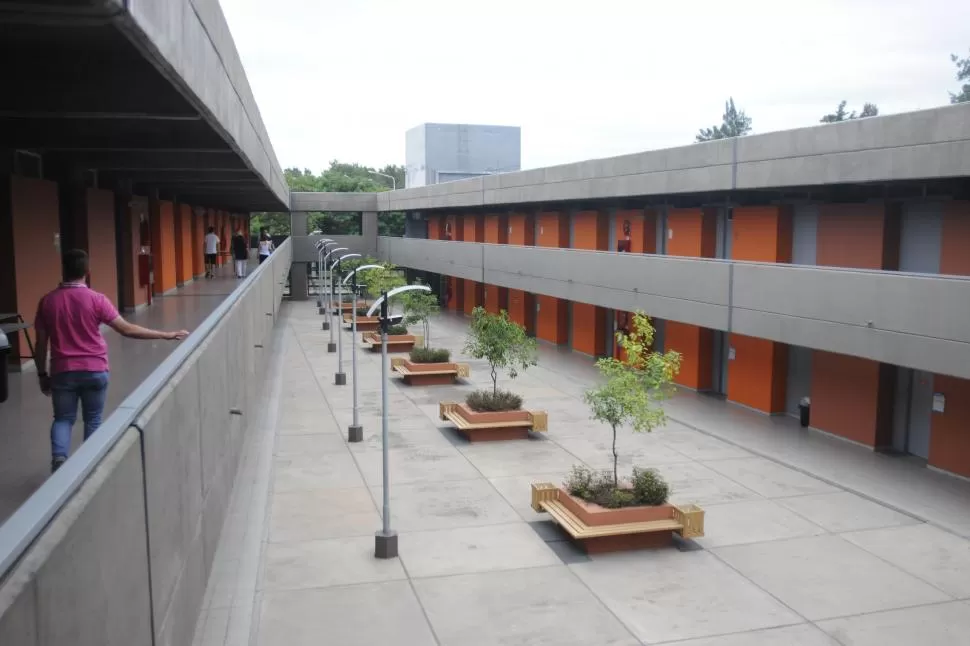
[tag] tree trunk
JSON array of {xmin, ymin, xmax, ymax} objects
[
  {"xmin": 612, "ymin": 423, "xmax": 618, "ymax": 489},
  {"xmin": 491, "ymin": 365, "xmax": 498, "ymax": 396}
]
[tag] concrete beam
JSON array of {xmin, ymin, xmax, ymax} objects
[{"xmin": 289, "ymin": 192, "xmax": 380, "ymax": 213}]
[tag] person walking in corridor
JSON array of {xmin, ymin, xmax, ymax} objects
[
  {"xmin": 257, "ymin": 229, "xmax": 274, "ymax": 265},
  {"xmin": 34, "ymin": 249, "xmax": 190, "ymax": 473},
  {"xmin": 232, "ymin": 228, "xmax": 249, "ymax": 278},
  {"xmin": 204, "ymin": 226, "xmax": 220, "ymax": 278}
]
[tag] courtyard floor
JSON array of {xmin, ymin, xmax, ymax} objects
[{"xmin": 192, "ymin": 300, "xmax": 970, "ymax": 646}]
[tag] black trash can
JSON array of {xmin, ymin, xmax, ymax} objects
[
  {"xmin": 798, "ymin": 397, "xmax": 810, "ymax": 428},
  {"xmin": 0, "ymin": 329, "xmax": 10, "ymax": 404}
]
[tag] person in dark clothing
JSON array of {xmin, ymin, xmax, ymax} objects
[{"xmin": 232, "ymin": 228, "xmax": 249, "ymax": 278}]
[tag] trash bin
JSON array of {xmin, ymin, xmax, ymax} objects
[
  {"xmin": 798, "ymin": 396, "xmax": 810, "ymax": 428},
  {"xmin": 0, "ymin": 329, "xmax": 10, "ymax": 403}
]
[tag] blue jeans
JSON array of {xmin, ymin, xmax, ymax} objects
[{"xmin": 50, "ymin": 371, "xmax": 109, "ymax": 459}]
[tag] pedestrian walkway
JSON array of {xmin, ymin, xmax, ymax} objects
[
  {"xmin": 0, "ymin": 271, "xmax": 254, "ymax": 523},
  {"xmin": 194, "ymin": 301, "xmax": 970, "ymax": 646}
]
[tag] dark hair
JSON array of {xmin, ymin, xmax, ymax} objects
[
  {"xmin": 208, "ymin": 226, "xmax": 215, "ymax": 233},
  {"xmin": 261, "ymin": 231, "xmax": 271, "ymax": 241},
  {"xmin": 62, "ymin": 249, "xmax": 89, "ymax": 282}
]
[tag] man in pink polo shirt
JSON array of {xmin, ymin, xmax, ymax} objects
[{"xmin": 34, "ymin": 249, "xmax": 189, "ymax": 472}]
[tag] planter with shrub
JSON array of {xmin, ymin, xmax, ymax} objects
[
  {"xmin": 390, "ymin": 289, "xmax": 470, "ymax": 385},
  {"xmin": 362, "ymin": 323, "xmax": 420, "ymax": 353},
  {"xmin": 530, "ymin": 312, "xmax": 705, "ymax": 553},
  {"xmin": 439, "ymin": 307, "xmax": 545, "ymax": 441}
]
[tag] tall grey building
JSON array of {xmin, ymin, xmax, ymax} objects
[{"xmin": 405, "ymin": 123, "xmax": 521, "ymax": 188}]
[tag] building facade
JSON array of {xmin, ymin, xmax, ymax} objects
[{"xmin": 405, "ymin": 123, "xmax": 521, "ymax": 188}]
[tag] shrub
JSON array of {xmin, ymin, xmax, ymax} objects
[
  {"xmin": 385, "ymin": 324, "xmax": 409, "ymax": 336},
  {"xmin": 409, "ymin": 347, "xmax": 451, "ymax": 363},
  {"xmin": 465, "ymin": 389, "xmax": 522, "ymax": 412},
  {"xmin": 631, "ymin": 467, "xmax": 669, "ymax": 505}
]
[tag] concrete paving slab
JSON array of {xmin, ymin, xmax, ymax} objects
[
  {"xmin": 817, "ymin": 601, "xmax": 970, "ymax": 645},
  {"xmin": 412, "ymin": 566, "xmax": 639, "ymax": 646},
  {"xmin": 694, "ymin": 500, "xmax": 826, "ymax": 548},
  {"xmin": 667, "ymin": 623, "xmax": 837, "ymax": 645},
  {"xmin": 704, "ymin": 457, "xmax": 839, "ymax": 499},
  {"xmin": 345, "ymin": 424, "xmax": 456, "ymax": 452},
  {"xmin": 714, "ymin": 535, "xmax": 950, "ymax": 620},
  {"xmin": 555, "ymin": 435, "xmax": 694, "ymax": 471},
  {"xmin": 352, "ymin": 445, "xmax": 479, "ymax": 486},
  {"xmin": 369, "ymin": 479, "xmax": 520, "ymax": 532},
  {"xmin": 571, "ymin": 550, "xmax": 801, "ymax": 643},
  {"xmin": 274, "ymin": 433, "xmax": 348, "ymax": 457},
  {"xmin": 777, "ymin": 491, "xmax": 921, "ymax": 533},
  {"xmin": 399, "ymin": 523, "xmax": 561, "ymax": 578},
  {"xmin": 271, "ymin": 452, "xmax": 365, "ymax": 492},
  {"xmin": 256, "ymin": 581, "xmax": 437, "ymax": 646},
  {"xmin": 261, "ymin": 536, "xmax": 406, "ymax": 591},
  {"xmin": 488, "ymin": 473, "xmax": 567, "ymax": 521},
  {"xmin": 652, "ymin": 461, "xmax": 762, "ymax": 507},
  {"xmin": 660, "ymin": 424, "xmax": 755, "ymax": 461},
  {"xmin": 268, "ymin": 488, "xmax": 379, "ymax": 543},
  {"xmin": 458, "ymin": 438, "xmax": 582, "ymax": 478},
  {"xmin": 841, "ymin": 523, "xmax": 970, "ymax": 598}
]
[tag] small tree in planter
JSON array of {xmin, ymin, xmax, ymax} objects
[
  {"xmin": 573, "ymin": 312, "xmax": 681, "ymax": 502},
  {"xmin": 359, "ymin": 264, "xmax": 406, "ymax": 311},
  {"xmin": 402, "ymin": 285, "xmax": 439, "ymax": 345},
  {"xmin": 462, "ymin": 307, "xmax": 537, "ymax": 410}
]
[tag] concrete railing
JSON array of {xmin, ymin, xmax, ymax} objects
[
  {"xmin": 0, "ymin": 240, "xmax": 292, "ymax": 646},
  {"xmin": 377, "ymin": 236, "xmax": 970, "ymax": 380}
]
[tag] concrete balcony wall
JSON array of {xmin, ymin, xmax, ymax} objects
[
  {"xmin": 377, "ymin": 237, "xmax": 970, "ymax": 380},
  {"xmin": 0, "ymin": 241, "xmax": 292, "ymax": 646}
]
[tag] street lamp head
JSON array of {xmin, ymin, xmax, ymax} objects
[{"xmin": 342, "ymin": 263, "xmax": 383, "ymax": 283}]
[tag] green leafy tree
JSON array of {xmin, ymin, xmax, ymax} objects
[
  {"xmin": 401, "ymin": 286, "xmax": 440, "ymax": 347},
  {"xmin": 695, "ymin": 97, "xmax": 753, "ymax": 142},
  {"xmin": 583, "ymin": 312, "xmax": 681, "ymax": 487},
  {"xmin": 950, "ymin": 50, "xmax": 970, "ymax": 104},
  {"xmin": 359, "ymin": 264, "xmax": 406, "ymax": 302},
  {"xmin": 463, "ymin": 307, "xmax": 538, "ymax": 396},
  {"xmin": 249, "ymin": 212, "xmax": 290, "ymax": 236},
  {"xmin": 820, "ymin": 100, "xmax": 879, "ymax": 123}
]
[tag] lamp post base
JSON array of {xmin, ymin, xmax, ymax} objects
[
  {"xmin": 321, "ymin": 320, "xmax": 330, "ymax": 330},
  {"xmin": 335, "ymin": 372, "xmax": 347, "ymax": 385},
  {"xmin": 328, "ymin": 342, "xmax": 337, "ymax": 353},
  {"xmin": 348, "ymin": 424, "xmax": 363, "ymax": 442},
  {"xmin": 374, "ymin": 530, "xmax": 398, "ymax": 559}
]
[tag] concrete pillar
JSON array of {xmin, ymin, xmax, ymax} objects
[
  {"xmin": 290, "ymin": 262, "xmax": 308, "ymax": 301},
  {"xmin": 362, "ymin": 211, "xmax": 378, "ymax": 255},
  {"xmin": 291, "ymin": 211, "xmax": 308, "ymax": 236}
]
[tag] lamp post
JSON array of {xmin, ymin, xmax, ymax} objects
[
  {"xmin": 342, "ymin": 263, "xmax": 382, "ymax": 442},
  {"xmin": 367, "ymin": 284, "xmax": 432, "ymax": 559},
  {"xmin": 332, "ymin": 253, "xmax": 360, "ymax": 386},
  {"xmin": 323, "ymin": 246, "xmax": 347, "ymax": 351},
  {"xmin": 368, "ymin": 170, "xmax": 396, "ymax": 191},
  {"xmin": 316, "ymin": 239, "xmax": 335, "ymax": 314}
]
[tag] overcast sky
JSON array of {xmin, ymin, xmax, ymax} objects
[{"xmin": 221, "ymin": 0, "xmax": 970, "ymax": 173}]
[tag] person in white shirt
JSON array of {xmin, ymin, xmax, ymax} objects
[
  {"xmin": 204, "ymin": 226, "xmax": 220, "ymax": 278},
  {"xmin": 257, "ymin": 230, "xmax": 274, "ymax": 265}
]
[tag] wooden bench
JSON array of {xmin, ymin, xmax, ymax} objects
[
  {"xmin": 362, "ymin": 333, "xmax": 423, "ymax": 353},
  {"xmin": 391, "ymin": 358, "xmax": 469, "ymax": 385},
  {"xmin": 530, "ymin": 482, "xmax": 704, "ymax": 553},
  {"xmin": 439, "ymin": 401, "xmax": 547, "ymax": 441}
]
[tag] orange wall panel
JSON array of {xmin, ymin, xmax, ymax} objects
[
  {"xmin": 508, "ymin": 213, "xmax": 534, "ymax": 246},
  {"xmin": 810, "ymin": 351, "xmax": 889, "ymax": 446},
  {"xmin": 817, "ymin": 203, "xmax": 899, "ymax": 270},
  {"xmin": 484, "ymin": 284, "xmax": 507, "ymax": 314},
  {"xmin": 536, "ymin": 295, "xmax": 567, "ymax": 345},
  {"xmin": 85, "ymin": 188, "xmax": 118, "ymax": 306},
  {"xmin": 462, "ymin": 215, "xmax": 483, "ymax": 242},
  {"xmin": 941, "ymin": 201, "xmax": 970, "ymax": 276},
  {"xmin": 928, "ymin": 375, "xmax": 970, "ymax": 478},
  {"xmin": 665, "ymin": 321, "xmax": 713, "ymax": 390},
  {"xmin": 667, "ymin": 208, "xmax": 717, "ymax": 258},
  {"xmin": 463, "ymin": 280, "xmax": 483, "ymax": 314},
  {"xmin": 615, "ymin": 209, "xmax": 657, "ymax": 253},
  {"xmin": 731, "ymin": 206, "xmax": 793, "ymax": 263},
  {"xmin": 727, "ymin": 334, "xmax": 788, "ymax": 413},
  {"xmin": 445, "ymin": 214, "xmax": 463, "ymax": 241},
  {"xmin": 573, "ymin": 210, "xmax": 609, "ymax": 251},
  {"xmin": 427, "ymin": 215, "xmax": 442, "ymax": 240},
  {"xmin": 572, "ymin": 302, "xmax": 606, "ymax": 356},
  {"xmin": 507, "ymin": 289, "xmax": 534, "ymax": 333},
  {"xmin": 176, "ymin": 204, "xmax": 194, "ymax": 285},
  {"xmin": 484, "ymin": 214, "xmax": 508, "ymax": 244},
  {"xmin": 153, "ymin": 200, "xmax": 177, "ymax": 294},
  {"xmin": 536, "ymin": 211, "xmax": 568, "ymax": 248},
  {"xmin": 192, "ymin": 208, "xmax": 204, "ymax": 278}
]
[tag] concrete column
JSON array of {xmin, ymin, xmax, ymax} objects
[
  {"xmin": 290, "ymin": 211, "xmax": 308, "ymax": 236},
  {"xmin": 290, "ymin": 262, "xmax": 309, "ymax": 301},
  {"xmin": 362, "ymin": 211, "xmax": 378, "ymax": 255}
]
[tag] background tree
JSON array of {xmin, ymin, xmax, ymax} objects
[
  {"xmin": 584, "ymin": 312, "xmax": 681, "ymax": 487},
  {"xmin": 401, "ymin": 286, "xmax": 439, "ymax": 347},
  {"xmin": 695, "ymin": 98, "xmax": 753, "ymax": 142},
  {"xmin": 950, "ymin": 50, "xmax": 970, "ymax": 104},
  {"xmin": 359, "ymin": 264, "xmax": 406, "ymax": 303},
  {"xmin": 820, "ymin": 100, "xmax": 879, "ymax": 123},
  {"xmin": 463, "ymin": 307, "xmax": 538, "ymax": 397}
]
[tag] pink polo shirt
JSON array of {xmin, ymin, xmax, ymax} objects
[{"xmin": 34, "ymin": 284, "xmax": 120, "ymax": 374}]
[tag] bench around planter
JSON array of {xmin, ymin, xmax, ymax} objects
[
  {"xmin": 530, "ymin": 482, "xmax": 704, "ymax": 553},
  {"xmin": 361, "ymin": 332, "xmax": 423, "ymax": 353},
  {"xmin": 343, "ymin": 315, "xmax": 380, "ymax": 332},
  {"xmin": 439, "ymin": 401, "xmax": 547, "ymax": 442},
  {"xmin": 391, "ymin": 358, "xmax": 470, "ymax": 385}
]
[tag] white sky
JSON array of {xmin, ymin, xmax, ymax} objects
[{"xmin": 221, "ymin": 0, "xmax": 970, "ymax": 172}]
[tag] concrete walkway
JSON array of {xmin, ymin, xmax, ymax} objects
[
  {"xmin": 194, "ymin": 301, "xmax": 970, "ymax": 646},
  {"xmin": 0, "ymin": 269, "xmax": 253, "ymax": 523}
]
